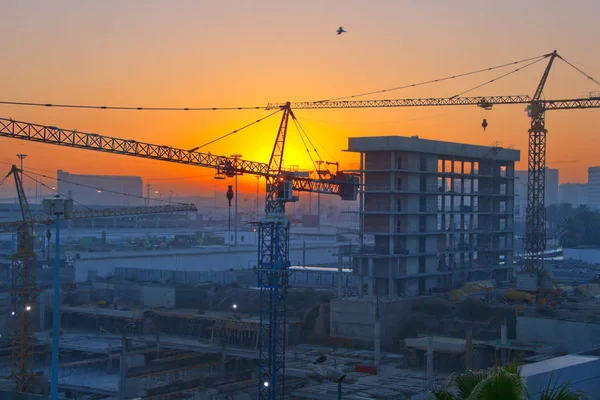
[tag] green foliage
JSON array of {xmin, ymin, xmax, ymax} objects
[
  {"xmin": 430, "ymin": 366, "xmax": 588, "ymax": 400},
  {"xmin": 553, "ymin": 204, "xmax": 600, "ymax": 248},
  {"xmin": 540, "ymin": 377, "xmax": 588, "ymax": 400}
]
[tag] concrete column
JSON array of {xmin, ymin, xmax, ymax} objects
[
  {"xmin": 337, "ymin": 255, "xmax": 343, "ymax": 299},
  {"xmin": 368, "ymin": 258, "xmax": 374, "ymax": 299},
  {"xmin": 466, "ymin": 329, "xmax": 473, "ymax": 371},
  {"xmin": 359, "ymin": 275, "xmax": 364, "ymax": 298},
  {"xmin": 501, "ymin": 321, "xmax": 508, "ymax": 365},
  {"xmin": 39, "ymin": 292, "xmax": 45, "ymax": 331},
  {"xmin": 359, "ymin": 152, "xmax": 365, "ymax": 246},
  {"xmin": 374, "ymin": 302, "xmax": 381, "ymax": 369},
  {"xmin": 427, "ymin": 335, "xmax": 434, "ymax": 390},
  {"xmin": 388, "ymin": 267, "xmax": 395, "ymax": 297}
]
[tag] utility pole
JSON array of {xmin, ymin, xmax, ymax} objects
[
  {"xmin": 145, "ymin": 184, "xmax": 151, "ymax": 207},
  {"xmin": 230, "ymin": 154, "xmax": 242, "ymax": 247},
  {"xmin": 42, "ymin": 198, "xmax": 72, "ymax": 400}
]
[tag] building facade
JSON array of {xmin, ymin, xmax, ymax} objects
[
  {"xmin": 348, "ymin": 136, "xmax": 519, "ymax": 297},
  {"xmin": 588, "ymin": 166, "xmax": 600, "ymax": 207},
  {"xmin": 559, "ymin": 183, "xmax": 588, "ymax": 206},
  {"xmin": 57, "ymin": 170, "xmax": 143, "ymax": 207}
]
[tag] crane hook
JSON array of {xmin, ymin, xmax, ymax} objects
[
  {"xmin": 226, "ymin": 185, "xmax": 234, "ymax": 207},
  {"xmin": 481, "ymin": 118, "xmax": 488, "ymax": 132}
]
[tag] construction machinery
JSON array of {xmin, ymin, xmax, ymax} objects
[
  {"xmin": 268, "ymin": 50, "xmax": 600, "ymax": 292},
  {"xmin": 0, "ymin": 165, "xmax": 197, "ymax": 393},
  {"xmin": 0, "ymin": 106, "xmax": 359, "ymax": 398}
]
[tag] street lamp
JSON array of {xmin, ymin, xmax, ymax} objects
[
  {"xmin": 42, "ymin": 197, "xmax": 73, "ymax": 400},
  {"xmin": 232, "ymin": 304, "xmax": 238, "ymax": 310}
]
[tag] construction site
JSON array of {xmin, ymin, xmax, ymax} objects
[{"xmin": 0, "ymin": 46, "xmax": 600, "ymax": 400}]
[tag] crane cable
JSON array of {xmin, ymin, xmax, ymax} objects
[
  {"xmin": 557, "ymin": 55, "xmax": 600, "ymax": 88},
  {"xmin": 311, "ymin": 53, "xmax": 550, "ymax": 102},
  {"xmin": 188, "ymin": 109, "xmax": 282, "ymax": 151},
  {"xmin": 20, "ymin": 169, "xmax": 191, "ymax": 207},
  {"xmin": 291, "ymin": 117, "xmax": 320, "ymax": 175},
  {"xmin": 450, "ymin": 56, "xmax": 548, "ymax": 98},
  {"xmin": 0, "ymin": 101, "xmax": 265, "ymax": 112},
  {"xmin": 293, "ymin": 117, "xmax": 330, "ymax": 174}
]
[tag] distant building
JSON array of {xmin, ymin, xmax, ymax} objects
[
  {"xmin": 559, "ymin": 183, "xmax": 588, "ymax": 206},
  {"xmin": 545, "ymin": 168, "xmax": 559, "ymax": 206},
  {"xmin": 57, "ymin": 170, "xmax": 143, "ymax": 207},
  {"xmin": 588, "ymin": 166, "xmax": 600, "ymax": 207},
  {"xmin": 515, "ymin": 167, "xmax": 560, "ymax": 218}
]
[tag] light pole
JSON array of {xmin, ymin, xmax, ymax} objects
[
  {"xmin": 119, "ymin": 321, "xmax": 136, "ymax": 400},
  {"xmin": 230, "ymin": 154, "xmax": 242, "ymax": 247},
  {"xmin": 255, "ymin": 176, "xmax": 260, "ymax": 219},
  {"xmin": 42, "ymin": 197, "xmax": 73, "ymax": 400}
]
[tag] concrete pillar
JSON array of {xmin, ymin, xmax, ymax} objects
[
  {"xmin": 368, "ymin": 258, "xmax": 374, "ymax": 299},
  {"xmin": 466, "ymin": 329, "xmax": 473, "ymax": 371},
  {"xmin": 500, "ymin": 321, "xmax": 508, "ymax": 365},
  {"xmin": 427, "ymin": 335, "xmax": 434, "ymax": 390},
  {"xmin": 374, "ymin": 302, "xmax": 381, "ymax": 369},
  {"xmin": 39, "ymin": 292, "xmax": 45, "ymax": 331},
  {"xmin": 337, "ymin": 255, "xmax": 343, "ymax": 299},
  {"xmin": 359, "ymin": 152, "xmax": 365, "ymax": 247}
]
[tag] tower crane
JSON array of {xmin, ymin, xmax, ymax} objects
[
  {"xmin": 0, "ymin": 165, "xmax": 197, "ymax": 393},
  {"xmin": 268, "ymin": 50, "xmax": 600, "ymax": 291},
  {"xmin": 0, "ymin": 105, "xmax": 359, "ymax": 398}
]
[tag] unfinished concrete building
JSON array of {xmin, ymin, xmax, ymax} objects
[{"xmin": 348, "ymin": 135, "xmax": 519, "ymax": 297}]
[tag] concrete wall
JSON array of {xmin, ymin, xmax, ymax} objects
[
  {"xmin": 563, "ymin": 248, "xmax": 600, "ymax": 265},
  {"xmin": 517, "ymin": 316, "xmax": 600, "ymax": 353},
  {"xmin": 521, "ymin": 355, "xmax": 600, "ymax": 400},
  {"xmin": 141, "ymin": 285, "xmax": 176, "ymax": 308},
  {"xmin": 329, "ymin": 297, "xmax": 412, "ymax": 346},
  {"xmin": 73, "ymin": 242, "xmax": 342, "ymax": 282}
]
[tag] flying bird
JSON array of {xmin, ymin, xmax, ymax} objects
[{"xmin": 336, "ymin": 26, "xmax": 346, "ymax": 35}]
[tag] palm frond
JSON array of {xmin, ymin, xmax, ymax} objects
[{"xmin": 540, "ymin": 379, "xmax": 588, "ymax": 400}]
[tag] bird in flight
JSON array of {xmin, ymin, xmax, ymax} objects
[{"xmin": 336, "ymin": 26, "xmax": 346, "ymax": 35}]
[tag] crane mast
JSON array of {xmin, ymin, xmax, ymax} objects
[
  {"xmin": 524, "ymin": 51, "xmax": 558, "ymax": 280},
  {"xmin": 7, "ymin": 166, "xmax": 37, "ymax": 393},
  {"xmin": 257, "ymin": 103, "xmax": 295, "ymax": 399}
]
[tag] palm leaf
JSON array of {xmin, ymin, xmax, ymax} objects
[
  {"xmin": 451, "ymin": 371, "xmax": 487, "ymax": 399},
  {"xmin": 467, "ymin": 368, "xmax": 526, "ymax": 400},
  {"xmin": 429, "ymin": 389, "xmax": 458, "ymax": 400},
  {"xmin": 540, "ymin": 378, "xmax": 588, "ymax": 400}
]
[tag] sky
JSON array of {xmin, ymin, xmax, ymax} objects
[{"xmin": 1, "ymin": 0, "xmax": 599, "ymax": 202}]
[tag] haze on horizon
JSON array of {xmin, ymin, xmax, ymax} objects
[{"xmin": 1, "ymin": 0, "xmax": 599, "ymax": 200}]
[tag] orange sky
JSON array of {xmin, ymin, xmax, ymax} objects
[{"xmin": 1, "ymin": 1, "xmax": 600, "ymax": 200}]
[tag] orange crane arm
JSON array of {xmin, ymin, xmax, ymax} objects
[{"xmin": 0, "ymin": 118, "xmax": 357, "ymax": 198}]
